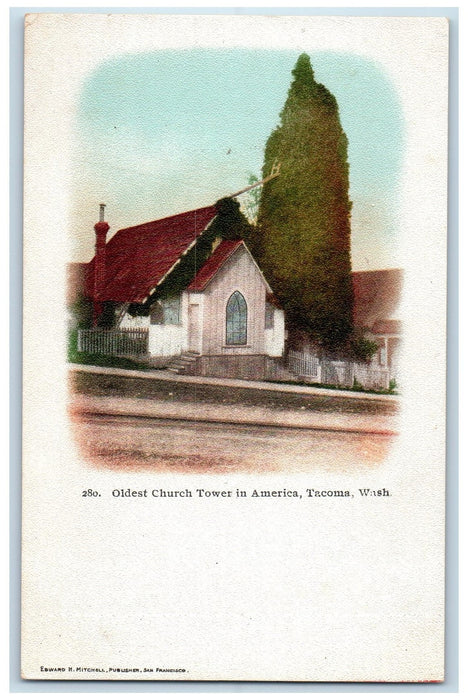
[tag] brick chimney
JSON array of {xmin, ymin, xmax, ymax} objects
[{"xmin": 93, "ymin": 203, "xmax": 110, "ymax": 326}]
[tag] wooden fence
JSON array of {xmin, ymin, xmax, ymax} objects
[
  {"xmin": 288, "ymin": 350, "xmax": 321, "ymax": 382},
  {"xmin": 77, "ymin": 328, "xmax": 149, "ymax": 357},
  {"xmin": 287, "ymin": 351, "xmax": 390, "ymax": 390}
]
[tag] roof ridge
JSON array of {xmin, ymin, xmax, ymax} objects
[{"xmin": 114, "ymin": 204, "xmax": 217, "ymax": 236}]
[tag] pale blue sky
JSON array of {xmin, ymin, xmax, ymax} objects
[{"xmin": 72, "ymin": 50, "xmax": 404, "ymax": 270}]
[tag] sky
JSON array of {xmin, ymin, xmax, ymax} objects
[{"xmin": 72, "ymin": 49, "xmax": 404, "ymax": 270}]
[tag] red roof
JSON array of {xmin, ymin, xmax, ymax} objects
[
  {"xmin": 187, "ymin": 239, "xmax": 243, "ymax": 292},
  {"xmin": 371, "ymin": 319, "xmax": 402, "ymax": 335},
  {"xmin": 86, "ymin": 205, "xmax": 217, "ymax": 302}
]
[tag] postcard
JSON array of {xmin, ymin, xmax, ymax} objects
[{"xmin": 22, "ymin": 13, "xmax": 448, "ymax": 681}]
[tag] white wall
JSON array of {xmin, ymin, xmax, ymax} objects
[
  {"xmin": 202, "ymin": 247, "xmax": 267, "ymax": 355},
  {"xmin": 119, "ymin": 312, "xmax": 149, "ymax": 328},
  {"xmin": 117, "ymin": 257, "xmax": 285, "ymax": 359},
  {"xmin": 148, "ymin": 292, "xmax": 189, "ymax": 356},
  {"xmin": 148, "ymin": 324, "xmax": 187, "ymax": 356},
  {"xmin": 118, "ymin": 295, "xmax": 189, "ymax": 357},
  {"xmin": 265, "ymin": 308, "xmax": 285, "ymax": 357}
]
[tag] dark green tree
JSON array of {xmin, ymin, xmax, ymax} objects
[{"xmin": 255, "ymin": 53, "xmax": 354, "ymax": 351}]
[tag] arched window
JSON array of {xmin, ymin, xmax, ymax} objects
[{"xmin": 226, "ymin": 291, "xmax": 247, "ymax": 345}]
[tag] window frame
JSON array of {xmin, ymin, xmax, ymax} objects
[{"xmin": 225, "ymin": 290, "xmax": 248, "ymax": 346}]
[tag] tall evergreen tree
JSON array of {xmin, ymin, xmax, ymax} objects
[{"xmin": 253, "ymin": 54, "xmax": 353, "ymax": 351}]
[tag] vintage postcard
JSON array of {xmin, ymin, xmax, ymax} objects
[{"xmin": 22, "ymin": 14, "xmax": 448, "ymax": 681}]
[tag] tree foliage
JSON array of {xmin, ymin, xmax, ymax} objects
[
  {"xmin": 254, "ymin": 53, "xmax": 354, "ymax": 351},
  {"xmin": 240, "ymin": 173, "xmax": 262, "ymax": 224},
  {"xmin": 348, "ymin": 333, "xmax": 379, "ymax": 363},
  {"xmin": 68, "ymin": 293, "xmax": 93, "ymax": 329}
]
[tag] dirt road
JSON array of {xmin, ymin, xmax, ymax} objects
[
  {"xmin": 70, "ymin": 367, "xmax": 397, "ymax": 472},
  {"xmin": 72, "ymin": 412, "xmax": 392, "ymax": 473}
]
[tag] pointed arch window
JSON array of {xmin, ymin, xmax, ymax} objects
[{"xmin": 226, "ymin": 291, "xmax": 247, "ymax": 345}]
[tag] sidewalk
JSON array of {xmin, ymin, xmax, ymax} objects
[{"xmin": 69, "ymin": 363, "xmax": 399, "ymax": 403}]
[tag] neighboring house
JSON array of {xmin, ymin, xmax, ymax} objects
[
  {"xmin": 352, "ymin": 268, "xmax": 403, "ymax": 379},
  {"xmin": 74, "ymin": 199, "xmax": 285, "ymax": 377}
]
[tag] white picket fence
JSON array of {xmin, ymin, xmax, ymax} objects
[
  {"xmin": 288, "ymin": 350, "xmax": 321, "ymax": 382},
  {"xmin": 287, "ymin": 350, "xmax": 390, "ymax": 390},
  {"xmin": 77, "ymin": 328, "xmax": 149, "ymax": 357}
]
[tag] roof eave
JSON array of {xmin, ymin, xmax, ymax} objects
[
  {"xmin": 140, "ymin": 214, "xmax": 218, "ymax": 303},
  {"xmin": 188, "ymin": 240, "xmax": 243, "ymax": 292}
]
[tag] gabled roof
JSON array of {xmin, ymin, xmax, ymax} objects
[
  {"xmin": 86, "ymin": 205, "xmax": 217, "ymax": 303},
  {"xmin": 187, "ymin": 239, "xmax": 243, "ymax": 292},
  {"xmin": 187, "ymin": 239, "xmax": 274, "ymax": 295},
  {"xmin": 352, "ymin": 268, "xmax": 403, "ymax": 330}
]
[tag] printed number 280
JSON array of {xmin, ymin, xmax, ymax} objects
[{"xmin": 82, "ymin": 489, "xmax": 101, "ymax": 497}]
